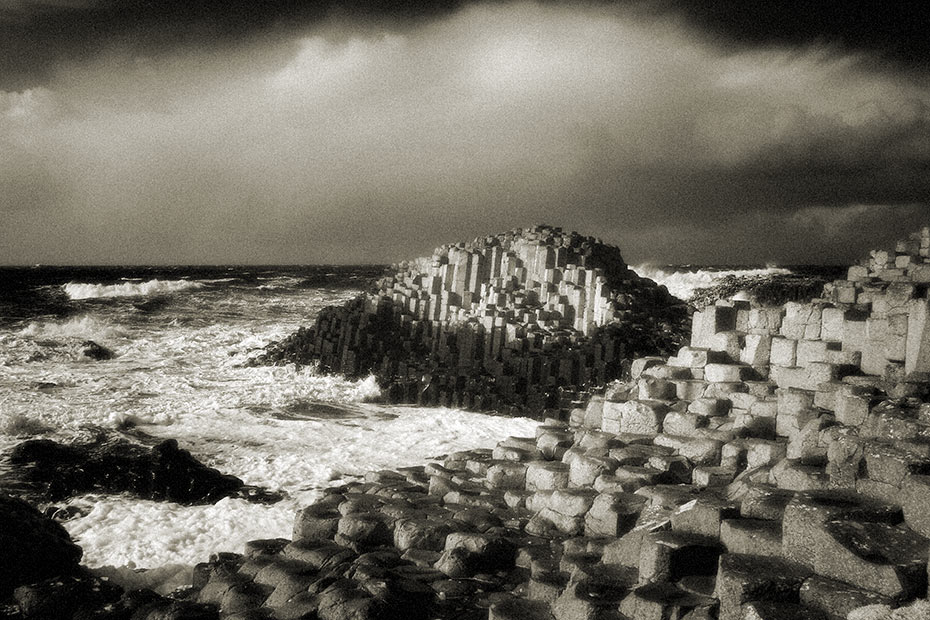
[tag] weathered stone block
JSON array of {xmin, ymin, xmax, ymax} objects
[
  {"xmin": 864, "ymin": 442, "xmax": 930, "ymax": 487},
  {"xmin": 741, "ymin": 333, "xmax": 773, "ymax": 367},
  {"xmin": 551, "ymin": 574, "xmax": 632, "ymax": 620},
  {"xmin": 688, "ymin": 398, "xmax": 731, "ymax": 417},
  {"xmin": 770, "ymin": 459, "xmax": 830, "ymax": 491},
  {"xmin": 710, "ymin": 330, "xmax": 743, "ymax": 361},
  {"xmin": 569, "ymin": 454, "xmax": 619, "ymax": 488},
  {"xmin": 771, "ymin": 363, "xmax": 841, "ymax": 392},
  {"xmin": 746, "ymin": 440, "xmax": 787, "ymax": 469},
  {"xmin": 606, "ymin": 399, "xmax": 669, "ymax": 436},
  {"xmin": 901, "ymin": 474, "xmax": 930, "ymax": 538},
  {"xmin": 548, "ymin": 488, "xmax": 598, "ymax": 517},
  {"xmin": 906, "ymin": 298, "xmax": 930, "ymax": 374},
  {"xmin": 585, "ymin": 491, "xmax": 648, "ymax": 538},
  {"xmin": 692, "ymin": 466, "xmax": 735, "ymax": 488},
  {"xmin": 637, "ymin": 376, "xmax": 677, "ymax": 400},
  {"xmin": 780, "ymin": 490, "xmax": 924, "ymax": 598},
  {"xmin": 705, "ymin": 363, "xmax": 754, "ymax": 383},
  {"xmin": 619, "ymin": 582, "xmax": 715, "ymax": 620},
  {"xmin": 739, "ymin": 484, "xmax": 795, "ymax": 520},
  {"xmin": 670, "ymin": 495, "xmax": 739, "ymax": 539},
  {"xmin": 798, "ymin": 575, "xmax": 892, "ymax": 620},
  {"xmin": 525, "ymin": 461, "xmax": 570, "ymax": 491},
  {"xmin": 714, "ymin": 553, "xmax": 812, "ymax": 620},
  {"xmin": 632, "ymin": 356, "xmax": 667, "ymax": 379},
  {"xmin": 820, "ymin": 307, "xmax": 845, "ymax": 342},
  {"xmin": 770, "ymin": 337, "xmax": 797, "ymax": 367},
  {"xmin": 393, "ymin": 517, "xmax": 453, "ymax": 552},
  {"xmin": 639, "ymin": 530, "xmax": 722, "ymax": 584},
  {"xmin": 536, "ymin": 430, "xmax": 574, "ymax": 460},
  {"xmin": 748, "ymin": 307, "xmax": 784, "ymax": 334},
  {"xmin": 720, "ymin": 519, "xmax": 781, "ymax": 557},
  {"xmin": 796, "ymin": 340, "xmax": 829, "ymax": 366},
  {"xmin": 692, "ymin": 306, "xmax": 737, "ymax": 349}
]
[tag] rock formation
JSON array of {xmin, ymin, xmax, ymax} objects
[
  {"xmin": 167, "ymin": 225, "xmax": 930, "ymax": 620},
  {"xmin": 256, "ymin": 225, "xmax": 689, "ymax": 417},
  {"xmin": 8, "ymin": 226, "xmax": 930, "ymax": 620},
  {"xmin": 1, "ymin": 435, "xmax": 283, "ymax": 507}
]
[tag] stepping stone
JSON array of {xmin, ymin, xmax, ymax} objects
[
  {"xmin": 719, "ymin": 519, "xmax": 781, "ymax": 557},
  {"xmin": 714, "ymin": 553, "xmax": 812, "ymax": 620},
  {"xmin": 638, "ymin": 531, "xmax": 722, "ymax": 584},
  {"xmin": 799, "ymin": 575, "xmax": 892, "ymax": 620},
  {"xmin": 670, "ymin": 495, "xmax": 739, "ymax": 539},
  {"xmin": 584, "ymin": 492, "xmax": 647, "ymax": 537},
  {"xmin": 619, "ymin": 582, "xmax": 716, "ymax": 620},
  {"xmin": 738, "ymin": 484, "xmax": 795, "ymax": 520},
  {"xmin": 741, "ymin": 600, "xmax": 826, "ymax": 620},
  {"xmin": 551, "ymin": 573, "xmax": 634, "ymax": 620}
]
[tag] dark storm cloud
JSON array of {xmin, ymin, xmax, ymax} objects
[
  {"xmin": 0, "ymin": 0, "xmax": 464, "ymax": 89},
  {"xmin": 3, "ymin": 1, "xmax": 930, "ymax": 90},
  {"xmin": 1, "ymin": 2, "xmax": 928, "ymax": 265},
  {"xmin": 661, "ymin": 1, "xmax": 930, "ymax": 72}
]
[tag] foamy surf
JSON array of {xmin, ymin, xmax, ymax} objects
[
  {"xmin": 64, "ymin": 278, "xmax": 205, "ymax": 300},
  {"xmin": 61, "ymin": 404, "xmax": 538, "ymax": 569},
  {"xmin": 632, "ymin": 264, "xmax": 792, "ymax": 301},
  {"xmin": 19, "ymin": 315, "xmax": 128, "ymax": 341},
  {"xmin": 0, "ymin": 265, "xmax": 542, "ymax": 571}
]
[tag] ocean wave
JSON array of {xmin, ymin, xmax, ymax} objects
[
  {"xmin": 64, "ymin": 279, "xmax": 205, "ymax": 300},
  {"xmin": 237, "ymin": 369, "xmax": 383, "ymax": 410},
  {"xmin": 19, "ymin": 315, "xmax": 127, "ymax": 340},
  {"xmin": 255, "ymin": 276, "xmax": 304, "ymax": 290},
  {"xmin": 631, "ymin": 264, "xmax": 792, "ymax": 301}
]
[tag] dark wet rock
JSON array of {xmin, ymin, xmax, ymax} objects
[
  {"xmin": 1, "ymin": 437, "xmax": 283, "ymax": 506},
  {"xmin": 11, "ymin": 570, "xmax": 123, "ymax": 620},
  {"xmin": 81, "ymin": 340, "xmax": 115, "ymax": 361},
  {"xmin": 99, "ymin": 588, "xmax": 219, "ymax": 620},
  {"xmin": 0, "ymin": 494, "xmax": 83, "ymax": 600}
]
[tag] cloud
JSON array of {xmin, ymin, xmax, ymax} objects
[{"xmin": 0, "ymin": 2, "xmax": 928, "ymax": 264}]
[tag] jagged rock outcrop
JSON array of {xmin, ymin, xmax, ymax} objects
[
  {"xmin": 1, "ymin": 436, "xmax": 283, "ymax": 506},
  {"xmin": 255, "ymin": 225, "xmax": 689, "ymax": 417}
]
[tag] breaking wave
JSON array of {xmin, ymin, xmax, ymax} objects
[
  {"xmin": 632, "ymin": 264, "xmax": 792, "ymax": 301},
  {"xmin": 64, "ymin": 279, "xmax": 205, "ymax": 300},
  {"xmin": 19, "ymin": 315, "xmax": 127, "ymax": 340}
]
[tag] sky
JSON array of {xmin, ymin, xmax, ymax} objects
[{"xmin": 1, "ymin": 1, "xmax": 929, "ymax": 265}]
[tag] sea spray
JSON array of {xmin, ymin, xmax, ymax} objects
[
  {"xmin": 631, "ymin": 264, "xmax": 792, "ymax": 301},
  {"xmin": 63, "ymin": 279, "xmax": 205, "ymax": 300}
]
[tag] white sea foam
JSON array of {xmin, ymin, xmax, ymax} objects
[
  {"xmin": 62, "ymin": 405, "xmax": 537, "ymax": 569},
  {"xmin": 631, "ymin": 264, "xmax": 792, "ymax": 301},
  {"xmin": 1, "ymin": 275, "xmax": 540, "ymax": 570},
  {"xmin": 19, "ymin": 315, "xmax": 128, "ymax": 341},
  {"xmin": 64, "ymin": 279, "xmax": 205, "ymax": 300},
  {"xmin": 255, "ymin": 276, "xmax": 304, "ymax": 290}
]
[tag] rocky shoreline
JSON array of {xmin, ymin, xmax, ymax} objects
[{"xmin": 5, "ymin": 225, "xmax": 930, "ymax": 619}]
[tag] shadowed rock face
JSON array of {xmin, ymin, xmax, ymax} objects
[
  {"xmin": 0, "ymin": 494, "xmax": 82, "ymax": 599},
  {"xmin": 254, "ymin": 225, "xmax": 690, "ymax": 417},
  {"xmin": 1, "ymin": 436, "xmax": 283, "ymax": 506}
]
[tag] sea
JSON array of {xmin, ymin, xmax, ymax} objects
[{"xmin": 0, "ymin": 263, "xmax": 791, "ymax": 585}]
